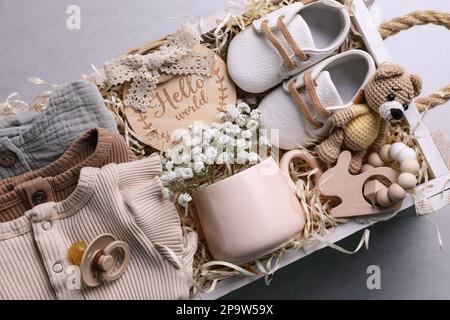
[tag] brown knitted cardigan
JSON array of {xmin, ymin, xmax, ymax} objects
[{"xmin": 0, "ymin": 128, "xmax": 136, "ymax": 222}]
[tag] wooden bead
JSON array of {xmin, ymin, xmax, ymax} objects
[
  {"xmin": 388, "ymin": 183, "xmax": 407, "ymax": 202},
  {"xmin": 364, "ymin": 180, "xmax": 386, "ymax": 203},
  {"xmin": 376, "ymin": 188, "xmax": 393, "ymax": 207},
  {"xmin": 379, "ymin": 144, "xmax": 392, "ymax": 162},
  {"xmin": 69, "ymin": 241, "xmax": 88, "ymax": 266},
  {"xmin": 390, "ymin": 142, "xmax": 407, "ymax": 160},
  {"xmin": 367, "ymin": 152, "xmax": 384, "ymax": 167},
  {"xmin": 397, "ymin": 147, "xmax": 417, "ymax": 162},
  {"xmin": 400, "ymin": 158, "xmax": 420, "ymax": 174},
  {"xmin": 397, "ymin": 172, "xmax": 417, "ymax": 190}
]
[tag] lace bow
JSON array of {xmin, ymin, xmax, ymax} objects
[{"xmin": 104, "ymin": 24, "xmax": 214, "ymax": 112}]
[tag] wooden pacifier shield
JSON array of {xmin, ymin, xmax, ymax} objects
[{"xmin": 124, "ymin": 46, "xmax": 236, "ymax": 151}]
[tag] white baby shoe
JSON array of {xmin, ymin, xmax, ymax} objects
[
  {"xmin": 259, "ymin": 49, "xmax": 376, "ymax": 150},
  {"xmin": 227, "ymin": 0, "xmax": 350, "ymax": 93}
]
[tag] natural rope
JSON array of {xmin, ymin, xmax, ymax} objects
[
  {"xmin": 415, "ymin": 86, "xmax": 450, "ymax": 112},
  {"xmin": 378, "ymin": 11, "xmax": 450, "ymax": 112},
  {"xmin": 378, "ymin": 11, "xmax": 450, "ymax": 39}
]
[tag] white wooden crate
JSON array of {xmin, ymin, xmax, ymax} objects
[{"xmin": 188, "ymin": 0, "xmax": 450, "ymax": 300}]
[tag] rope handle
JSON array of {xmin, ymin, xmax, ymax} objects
[{"xmin": 378, "ymin": 11, "xmax": 450, "ymax": 112}]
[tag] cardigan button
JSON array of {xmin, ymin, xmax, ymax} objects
[
  {"xmin": 31, "ymin": 190, "xmax": 47, "ymax": 205},
  {"xmin": 52, "ymin": 262, "xmax": 64, "ymax": 273},
  {"xmin": 0, "ymin": 151, "xmax": 17, "ymax": 168},
  {"xmin": 42, "ymin": 221, "xmax": 52, "ymax": 231}
]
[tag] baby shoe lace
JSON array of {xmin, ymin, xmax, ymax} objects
[
  {"xmin": 261, "ymin": 16, "xmax": 310, "ymax": 71},
  {"xmin": 288, "ymin": 71, "xmax": 332, "ymax": 128}
]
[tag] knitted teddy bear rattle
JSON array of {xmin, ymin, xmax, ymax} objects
[{"xmin": 317, "ymin": 62, "xmax": 422, "ymax": 174}]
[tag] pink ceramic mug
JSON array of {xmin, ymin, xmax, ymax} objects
[{"xmin": 193, "ymin": 150, "xmax": 322, "ymax": 264}]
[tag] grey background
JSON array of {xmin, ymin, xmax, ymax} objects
[{"xmin": 1, "ymin": 0, "xmax": 449, "ymax": 299}]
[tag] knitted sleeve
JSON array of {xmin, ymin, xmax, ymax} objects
[
  {"xmin": 332, "ymin": 104, "xmax": 371, "ymax": 127},
  {"xmin": 117, "ymin": 155, "xmax": 197, "ymax": 267}
]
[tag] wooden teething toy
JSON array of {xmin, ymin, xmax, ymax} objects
[{"xmin": 319, "ymin": 151, "xmax": 401, "ymax": 218}]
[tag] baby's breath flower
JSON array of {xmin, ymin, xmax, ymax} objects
[
  {"xmin": 180, "ymin": 153, "xmax": 191, "ymax": 165},
  {"xmin": 161, "ymin": 170, "xmax": 179, "ymax": 183},
  {"xmin": 205, "ymin": 146, "xmax": 218, "ymax": 159},
  {"xmin": 222, "ymin": 121, "xmax": 233, "ymax": 129},
  {"xmin": 217, "ymin": 112, "xmax": 227, "ymax": 121},
  {"xmin": 241, "ymin": 129, "xmax": 253, "ymax": 139},
  {"xmin": 162, "ymin": 101, "xmax": 269, "ymax": 201},
  {"xmin": 225, "ymin": 104, "xmax": 240, "ymax": 120},
  {"xmin": 172, "ymin": 154, "xmax": 183, "ymax": 165},
  {"xmin": 164, "ymin": 149, "xmax": 173, "ymax": 161},
  {"xmin": 248, "ymin": 152, "xmax": 259, "ymax": 164},
  {"xmin": 192, "ymin": 146, "xmax": 202, "ymax": 155},
  {"xmin": 236, "ymin": 150, "xmax": 249, "ymax": 164},
  {"xmin": 178, "ymin": 193, "xmax": 192, "ymax": 207},
  {"xmin": 172, "ymin": 129, "xmax": 189, "ymax": 142},
  {"xmin": 216, "ymin": 134, "xmax": 230, "ymax": 146},
  {"xmin": 181, "ymin": 135, "xmax": 193, "ymax": 148},
  {"xmin": 236, "ymin": 138, "xmax": 247, "ymax": 150},
  {"xmin": 191, "ymin": 124, "xmax": 204, "ymax": 136},
  {"xmin": 193, "ymin": 154, "xmax": 205, "ymax": 163},
  {"xmin": 237, "ymin": 102, "xmax": 251, "ymax": 114},
  {"xmin": 165, "ymin": 161, "xmax": 174, "ymax": 171},
  {"xmin": 246, "ymin": 119, "xmax": 259, "ymax": 131},
  {"xmin": 204, "ymin": 146, "xmax": 218, "ymax": 165},
  {"xmin": 193, "ymin": 161, "xmax": 205, "ymax": 173},
  {"xmin": 192, "ymin": 135, "xmax": 203, "ymax": 147},
  {"xmin": 224, "ymin": 124, "xmax": 240, "ymax": 136},
  {"xmin": 231, "ymin": 124, "xmax": 241, "ymax": 135},
  {"xmin": 204, "ymin": 128, "xmax": 217, "ymax": 141},
  {"xmin": 162, "ymin": 187, "xmax": 173, "ymax": 199},
  {"xmin": 175, "ymin": 167, "xmax": 194, "ymax": 180},
  {"xmin": 216, "ymin": 152, "xmax": 234, "ymax": 165},
  {"xmin": 172, "ymin": 143, "xmax": 184, "ymax": 155},
  {"xmin": 235, "ymin": 114, "xmax": 248, "ymax": 127},
  {"xmin": 250, "ymin": 109, "xmax": 261, "ymax": 120}
]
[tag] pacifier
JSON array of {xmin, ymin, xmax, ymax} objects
[{"xmin": 69, "ymin": 234, "xmax": 131, "ymax": 288}]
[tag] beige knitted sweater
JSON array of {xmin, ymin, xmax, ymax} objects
[{"xmin": 0, "ymin": 155, "xmax": 197, "ymax": 300}]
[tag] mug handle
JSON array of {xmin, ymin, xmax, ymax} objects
[{"xmin": 279, "ymin": 150, "xmax": 323, "ymax": 193}]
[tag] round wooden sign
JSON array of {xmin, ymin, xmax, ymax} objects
[{"xmin": 124, "ymin": 46, "xmax": 236, "ymax": 151}]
